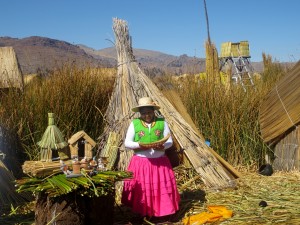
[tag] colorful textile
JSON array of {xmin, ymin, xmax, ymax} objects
[
  {"xmin": 133, "ymin": 118, "xmax": 164, "ymax": 143},
  {"xmin": 122, "ymin": 155, "xmax": 180, "ymax": 217},
  {"xmin": 182, "ymin": 205, "xmax": 233, "ymax": 225}
]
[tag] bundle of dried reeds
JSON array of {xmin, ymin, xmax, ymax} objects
[
  {"xmin": 0, "ymin": 47, "xmax": 23, "ymax": 90},
  {"xmin": 0, "ymin": 160, "xmax": 30, "ymax": 209},
  {"xmin": 205, "ymin": 40, "xmax": 220, "ymax": 85},
  {"xmin": 99, "ymin": 132, "xmax": 120, "ymax": 170},
  {"xmin": 22, "ymin": 160, "xmax": 71, "ymax": 177},
  {"xmin": 97, "ymin": 18, "xmax": 237, "ymax": 189}
]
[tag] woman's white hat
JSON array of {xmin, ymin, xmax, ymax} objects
[{"xmin": 131, "ymin": 97, "xmax": 160, "ymax": 112}]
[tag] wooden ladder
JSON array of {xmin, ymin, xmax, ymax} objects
[{"xmin": 231, "ymin": 54, "xmax": 255, "ymax": 91}]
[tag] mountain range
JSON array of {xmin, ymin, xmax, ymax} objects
[{"xmin": 0, "ymin": 36, "xmax": 264, "ymax": 76}]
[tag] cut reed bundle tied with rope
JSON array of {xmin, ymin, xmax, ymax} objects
[{"xmin": 22, "ymin": 160, "xmax": 72, "ymax": 177}]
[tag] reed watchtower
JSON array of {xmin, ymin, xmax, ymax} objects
[{"xmin": 219, "ymin": 41, "xmax": 255, "ymax": 91}]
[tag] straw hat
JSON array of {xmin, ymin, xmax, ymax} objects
[{"xmin": 131, "ymin": 97, "xmax": 160, "ymax": 112}]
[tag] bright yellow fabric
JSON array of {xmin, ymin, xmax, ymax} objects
[
  {"xmin": 207, "ymin": 205, "xmax": 233, "ymax": 219},
  {"xmin": 182, "ymin": 205, "xmax": 233, "ymax": 225}
]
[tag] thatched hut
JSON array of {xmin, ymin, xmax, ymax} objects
[
  {"xmin": 0, "ymin": 46, "xmax": 24, "ymax": 90},
  {"xmin": 260, "ymin": 61, "xmax": 300, "ymax": 171},
  {"xmin": 97, "ymin": 18, "xmax": 240, "ymax": 191}
]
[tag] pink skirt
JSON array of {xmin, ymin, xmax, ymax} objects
[{"xmin": 121, "ymin": 155, "xmax": 180, "ymax": 217}]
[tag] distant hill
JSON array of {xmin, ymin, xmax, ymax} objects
[
  {"xmin": 0, "ymin": 36, "xmax": 113, "ymax": 75},
  {"xmin": 0, "ymin": 36, "xmax": 264, "ymax": 76},
  {"xmin": 77, "ymin": 45, "xmax": 207, "ymax": 76}
]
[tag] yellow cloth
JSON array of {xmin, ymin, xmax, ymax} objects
[
  {"xmin": 207, "ymin": 205, "xmax": 233, "ymax": 219},
  {"xmin": 182, "ymin": 205, "xmax": 233, "ymax": 225}
]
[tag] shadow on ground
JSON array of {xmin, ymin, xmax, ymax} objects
[{"xmin": 113, "ymin": 189, "xmax": 206, "ymax": 225}]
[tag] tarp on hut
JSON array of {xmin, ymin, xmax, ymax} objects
[
  {"xmin": 260, "ymin": 61, "xmax": 300, "ymax": 144},
  {"xmin": 97, "ymin": 18, "xmax": 239, "ymax": 189},
  {"xmin": 0, "ymin": 46, "xmax": 24, "ymax": 90}
]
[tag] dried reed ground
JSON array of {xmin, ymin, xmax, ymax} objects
[
  {"xmin": 114, "ymin": 168, "xmax": 300, "ymax": 225},
  {"xmin": 172, "ymin": 168, "xmax": 300, "ymax": 225}
]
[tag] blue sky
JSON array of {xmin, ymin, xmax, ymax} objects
[{"xmin": 1, "ymin": 0, "xmax": 299, "ymax": 62}]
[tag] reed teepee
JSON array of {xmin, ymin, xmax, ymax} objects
[{"xmin": 97, "ymin": 18, "xmax": 238, "ymax": 189}]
